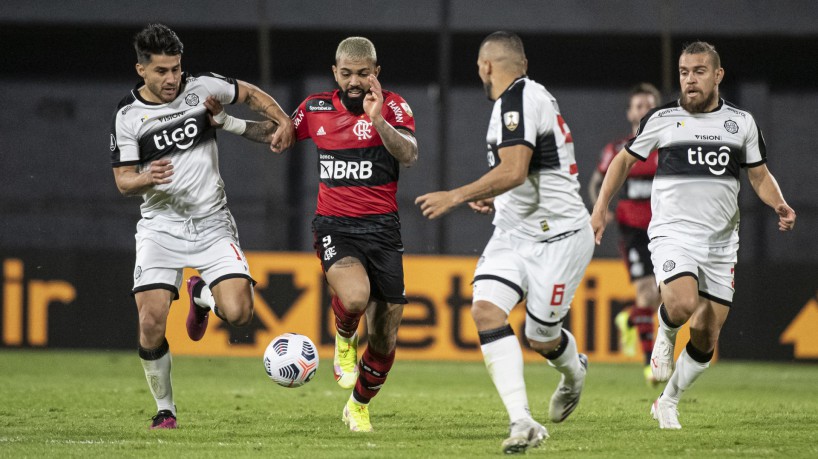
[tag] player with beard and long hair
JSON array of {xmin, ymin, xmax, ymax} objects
[
  {"xmin": 214, "ymin": 37, "xmax": 418, "ymax": 432},
  {"xmin": 591, "ymin": 41, "xmax": 795, "ymax": 429}
]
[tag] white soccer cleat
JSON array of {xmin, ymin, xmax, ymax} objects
[
  {"xmin": 651, "ymin": 331, "xmax": 675, "ymax": 382},
  {"xmin": 651, "ymin": 398, "xmax": 682, "ymax": 429},
  {"xmin": 549, "ymin": 353, "xmax": 588, "ymax": 423},
  {"xmin": 501, "ymin": 417, "xmax": 548, "ymax": 454}
]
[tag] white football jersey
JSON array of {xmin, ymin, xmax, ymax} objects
[
  {"xmin": 485, "ymin": 76, "xmax": 589, "ymax": 241},
  {"xmin": 627, "ymin": 99, "xmax": 766, "ymax": 245},
  {"xmin": 110, "ymin": 73, "xmax": 239, "ymax": 221}
]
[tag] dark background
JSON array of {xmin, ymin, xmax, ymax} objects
[{"xmin": 1, "ymin": 1, "xmax": 816, "ymax": 360}]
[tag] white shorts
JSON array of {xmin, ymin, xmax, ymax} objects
[
  {"xmin": 473, "ymin": 224, "xmax": 594, "ymax": 341},
  {"xmin": 648, "ymin": 236, "xmax": 737, "ymax": 306},
  {"xmin": 132, "ymin": 207, "xmax": 253, "ymax": 298}
]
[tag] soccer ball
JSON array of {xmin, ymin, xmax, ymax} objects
[{"xmin": 263, "ymin": 333, "xmax": 319, "ymax": 387}]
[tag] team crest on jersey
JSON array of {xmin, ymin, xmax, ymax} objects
[
  {"xmin": 724, "ymin": 120, "xmax": 739, "ymax": 134},
  {"xmin": 400, "ymin": 102, "xmax": 413, "ymax": 117},
  {"xmin": 662, "ymin": 260, "xmax": 676, "ymax": 272},
  {"xmin": 503, "ymin": 111, "xmax": 520, "ymax": 131},
  {"xmin": 109, "ymin": 134, "xmax": 117, "ymax": 151},
  {"xmin": 185, "ymin": 93, "xmax": 200, "ymax": 106},
  {"xmin": 353, "ymin": 119, "xmax": 373, "ymax": 140}
]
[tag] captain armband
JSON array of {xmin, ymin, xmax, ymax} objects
[{"xmin": 213, "ymin": 110, "xmax": 247, "ymax": 135}]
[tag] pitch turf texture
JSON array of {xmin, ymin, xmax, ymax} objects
[{"xmin": 1, "ymin": 350, "xmax": 816, "ymax": 458}]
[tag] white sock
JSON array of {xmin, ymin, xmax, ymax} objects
[
  {"xmin": 141, "ymin": 351, "xmax": 175, "ymax": 415},
  {"xmin": 547, "ymin": 330, "xmax": 582, "ymax": 385},
  {"xmin": 193, "ymin": 282, "xmax": 215, "ymax": 310},
  {"xmin": 657, "ymin": 307, "xmax": 681, "ymax": 340},
  {"xmin": 660, "ymin": 348, "xmax": 709, "ymax": 404},
  {"xmin": 481, "ymin": 335, "xmax": 530, "ymax": 422}
]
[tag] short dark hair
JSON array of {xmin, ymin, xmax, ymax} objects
[
  {"xmin": 134, "ymin": 23, "xmax": 184, "ymax": 64},
  {"xmin": 629, "ymin": 82, "xmax": 661, "ymax": 104},
  {"xmin": 681, "ymin": 41, "xmax": 720, "ymax": 68},
  {"xmin": 481, "ymin": 31, "xmax": 526, "ymax": 58}
]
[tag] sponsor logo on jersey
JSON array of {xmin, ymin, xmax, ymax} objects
[
  {"xmin": 486, "ymin": 148, "xmax": 496, "ymax": 167},
  {"xmin": 307, "ymin": 99, "xmax": 335, "ymax": 112},
  {"xmin": 140, "ymin": 114, "xmax": 149, "ymax": 123},
  {"xmin": 353, "ymin": 119, "xmax": 373, "ymax": 140},
  {"xmin": 387, "ymin": 100, "xmax": 404, "ymax": 123},
  {"xmin": 676, "ymin": 121, "xmax": 685, "ymax": 128},
  {"xmin": 184, "ymin": 93, "xmax": 200, "ymax": 106},
  {"xmin": 134, "ymin": 265, "xmax": 142, "ymax": 280},
  {"xmin": 662, "ymin": 260, "xmax": 675, "ymax": 272},
  {"xmin": 694, "ymin": 134, "xmax": 721, "ymax": 141},
  {"xmin": 724, "ymin": 120, "xmax": 739, "ymax": 134},
  {"xmin": 293, "ymin": 109, "xmax": 305, "ymax": 129},
  {"xmin": 503, "ymin": 111, "xmax": 520, "ymax": 131},
  {"xmin": 400, "ymin": 102, "xmax": 413, "ymax": 117},
  {"xmin": 657, "ymin": 108, "xmax": 679, "ymax": 117},
  {"xmin": 109, "ymin": 134, "xmax": 117, "ymax": 152},
  {"xmin": 726, "ymin": 107, "xmax": 746, "ymax": 117},
  {"xmin": 157, "ymin": 110, "xmax": 188, "ymax": 123},
  {"xmin": 153, "ymin": 118, "xmax": 199, "ymax": 150},
  {"xmin": 316, "ymin": 126, "xmax": 326, "ymax": 136},
  {"xmin": 687, "ymin": 145, "xmax": 732, "ymax": 176},
  {"xmin": 121, "ymin": 104, "xmax": 133, "ymax": 115},
  {"xmin": 320, "ymin": 160, "xmax": 373, "ymax": 179}
]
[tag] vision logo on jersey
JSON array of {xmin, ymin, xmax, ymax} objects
[
  {"xmin": 320, "ymin": 160, "xmax": 373, "ymax": 179},
  {"xmin": 353, "ymin": 119, "xmax": 372, "ymax": 140},
  {"xmin": 503, "ymin": 111, "xmax": 520, "ymax": 131},
  {"xmin": 153, "ymin": 118, "xmax": 199, "ymax": 150},
  {"xmin": 687, "ymin": 145, "xmax": 732, "ymax": 176}
]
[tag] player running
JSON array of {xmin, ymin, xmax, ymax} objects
[{"xmin": 591, "ymin": 41, "xmax": 795, "ymax": 429}]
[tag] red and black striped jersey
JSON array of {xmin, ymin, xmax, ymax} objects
[
  {"xmin": 596, "ymin": 134, "xmax": 658, "ymax": 229},
  {"xmin": 292, "ymin": 89, "xmax": 415, "ymax": 233}
]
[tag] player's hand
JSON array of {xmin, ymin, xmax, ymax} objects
[
  {"xmin": 590, "ymin": 207, "xmax": 608, "ymax": 245},
  {"xmin": 468, "ymin": 198, "xmax": 494, "ymax": 214},
  {"xmin": 147, "ymin": 159, "xmax": 173, "ymax": 185},
  {"xmin": 776, "ymin": 203, "xmax": 796, "ymax": 231},
  {"xmin": 270, "ymin": 118, "xmax": 295, "ymax": 153},
  {"xmin": 204, "ymin": 96, "xmax": 226, "ymax": 127},
  {"xmin": 364, "ymin": 75, "xmax": 384, "ymax": 121},
  {"xmin": 415, "ymin": 191, "xmax": 458, "ymax": 220}
]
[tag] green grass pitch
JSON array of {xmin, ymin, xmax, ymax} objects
[{"xmin": 1, "ymin": 350, "xmax": 816, "ymax": 458}]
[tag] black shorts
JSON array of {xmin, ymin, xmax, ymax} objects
[
  {"xmin": 618, "ymin": 224, "xmax": 654, "ymax": 281},
  {"xmin": 313, "ymin": 228, "xmax": 407, "ymax": 304}
]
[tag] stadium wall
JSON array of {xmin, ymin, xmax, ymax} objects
[{"xmin": 1, "ymin": 251, "xmax": 815, "ymax": 363}]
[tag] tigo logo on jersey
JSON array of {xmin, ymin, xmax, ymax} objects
[
  {"xmin": 503, "ymin": 111, "xmax": 519, "ymax": 131},
  {"xmin": 153, "ymin": 118, "xmax": 199, "ymax": 150},
  {"xmin": 353, "ymin": 119, "xmax": 372, "ymax": 140},
  {"xmin": 320, "ymin": 160, "xmax": 373, "ymax": 179},
  {"xmin": 687, "ymin": 145, "xmax": 732, "ymax": 176}
]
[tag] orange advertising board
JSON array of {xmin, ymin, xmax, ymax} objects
[{"xmin": 165, "ymin": 253, "xmax": 699, "ymax": 363}]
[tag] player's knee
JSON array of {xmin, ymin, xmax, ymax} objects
[
  {"xmin": 471, "ymin": 301, "xmax": 506, "ymax": 330},
  {"xmin": 220, "ymin": 298, "xmax": 254, "ymax": 327}
]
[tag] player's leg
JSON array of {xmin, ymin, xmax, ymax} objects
[
  {"xmin": 648, "ymin": 238, "xmax": 702, "ymax": 382},
  {"xmin": 472, "ymin": 229, "xmax": 546, "ymax": 453},
  {"xmin": 524, "ymin": 225, "xmax": 594, "ymax": 424},
  {"xmin": 318, "ymin": 232, "xmax": 372, "ymax": 389},
  {"xmin": 342, "ymin": 299, "xmax": 403, "ymax": 432},
  {"xmin": 632, "ymin": 274, "xmax": 661, "ymax": 384},
  {"xmin": 342, "ymin": 229, "xmax": 408, "ymax": 432},
  {"xmin": 653, "ymin": 248, "xmax": 734, "ymax": 429},
  {"xmin": 185, "ymin": 210, "xmax": 255, "ymax": 339},
  {"xmin": 134, "ymin": 286, "xmax": 177, "ymax": 429}
]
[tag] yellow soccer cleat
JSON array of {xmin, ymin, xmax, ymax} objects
[
  {"xmin": 342, "ymin": 398, "xmax": 373, "ymax": 432},
  {"xmin": 615, "ymin": 308, "xmax": 637, "ymax": 357},
  {"xmin": 333, "ymin": 332, "xmax": 359, "ymax": 389}
]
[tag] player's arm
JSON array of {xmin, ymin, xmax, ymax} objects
[
  {"xmin": 204, "ymin": 96, "xmax": 277, "ymax": 144},
  {"xmin": 588, "ymin": 169, "xmax": 604, "ymax": 205},
  {"xmin": 747, "ymin": 164, "xmax": 796, "ymax": 231},
  {"xmin": 112, "ymin": 161, "xmax": 173, "ymax": 196},
  {"xmin": 590, "ymin": 149, "xmax": 639, "ymax": 243},
  {"xmin": 235, "ymin": 80, "xmax": 295, "ymax": 153},
  {"xmin": 415, "ymin": 144, "xmax": 531, "ymax": 219},
  {"xmin": 364, "ymin": 75, "xmax": 418, "ymax": 166}
]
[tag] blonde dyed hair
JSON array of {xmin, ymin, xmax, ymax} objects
[{"xmin": 335, "ymin": 37, "xmax": 377, "ymax": 64}]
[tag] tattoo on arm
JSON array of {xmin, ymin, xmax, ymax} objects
[{"xmin": 241, "ymin": 120, "xmax": 277, "ymax": 143}]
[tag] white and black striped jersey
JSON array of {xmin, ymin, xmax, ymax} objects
[
  {"xmin": 486, "ymin": 76, "xmax": 589, "ymax": 242},
  {"xmin": 109, "ymin": 72, "xmax": 239, "ymax": 221},
  {"xmin": 626, "ymin": 99, "xmax": 766, "ymax": 245}
]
